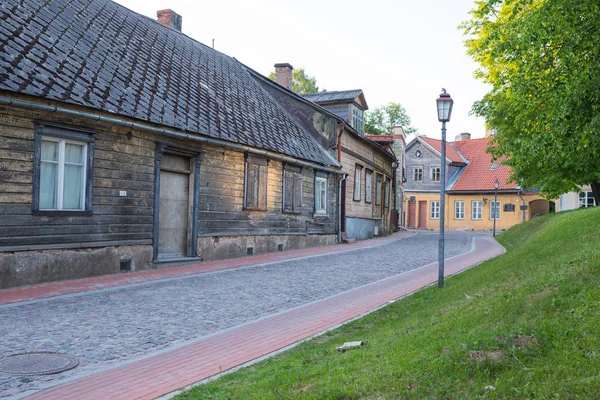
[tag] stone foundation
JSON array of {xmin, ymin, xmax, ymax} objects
[
  {"xmin": 197, "ymin": 234, "xmax": 337, "ymax": 262},
  {"xmin": 0, "ymin": 245, "xmax": 153, "ymax": 289}
]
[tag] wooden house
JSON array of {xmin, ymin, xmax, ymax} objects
[
  {"xmin": 0, "ymin": 3, "xmax": 343, "ymax": 288},
  {"xmin": 267, "ymin": 68, "xmax": 398, "ymax": 240}
]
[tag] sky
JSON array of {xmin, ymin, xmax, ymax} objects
[{"xmin": 115, "ymin": 0, "xmax": 490, "ymax": 141}]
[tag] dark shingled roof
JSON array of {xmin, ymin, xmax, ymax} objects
[
  {"xmin": 0, "ymin": 0, "xmax": 336, "ymax": 166},
  {"xmin": 302, "ymin": 90, "xmax": 363, "ymax": 104}
]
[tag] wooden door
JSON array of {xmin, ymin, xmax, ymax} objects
[
  {"xmin": 418, "ymin": 201, "xmax": 427, "ymax": 229},
  {"xmin": 408, "ymin": 201, "xmax": 416, "ymax": 228},
  {"xmin": 158, "ymin": 154, "xmax": 191, "ymax": 258}
]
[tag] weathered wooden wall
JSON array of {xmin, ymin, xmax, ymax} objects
[
  {"xmin": 0, "ymin": 104, "xmax": 338, "ymax": 254},
  {"xmin": 197, "ymin": 144, "xmax": 337, "ymax": 237},
  {"xmin": 0, "ymin": 107, "xmax": 155, "ymax": 251}
]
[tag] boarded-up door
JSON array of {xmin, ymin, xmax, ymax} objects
[
  {"xmin": 408, "ymin": 201, "xmax": 416, "ymax": 228},
  {"xmin": 158, "ymin": 154, "xmax": 191, "ymax": 258},
  {"xmin": 418, "ymin": 201, "xmax": 427, "ymax": 229}
]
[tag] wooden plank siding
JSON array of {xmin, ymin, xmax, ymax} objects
[
  {"xmin": 196, "ymin": 145, "xmax": 336, "ymax": 237},
  {"xmin": 341, "ymin": 131, "xmax": 393, "ymax": 221},
  {"xmin": 0, "ymin": 106, "xmax": 337, "ymax": 253}
]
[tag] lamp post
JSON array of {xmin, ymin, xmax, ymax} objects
[
  {"xmin": 493, "ymin": 178, "xmax": 499, "ymax": 237},
  {"xmin": 436, "ymin": 89, "xmax": 453, "ymax": 288}
]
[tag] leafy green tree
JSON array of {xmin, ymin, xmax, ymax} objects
[
  {"xmin": 462, "ymin": 0, "xmax": 600, "ymax": 203},
  {"xmin": 364, "ymin": 102, "xmax": 417, "ymax": 135},
  {"xmin": 268, "ymin": 68, "xmax": 323, "ymax": 94}
]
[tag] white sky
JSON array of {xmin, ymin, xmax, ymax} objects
[{"xmin": 115, "ymin": 0, "xmax": 489, "ymax": 141}]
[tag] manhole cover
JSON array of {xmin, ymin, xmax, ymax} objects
[{"xmin": 0, "ymin": 352, "xmax": 79, "ymax": 376}]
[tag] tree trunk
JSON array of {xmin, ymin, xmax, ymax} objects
[{"xmin": 591, "ymin": 180, "xmax": 600, "ymax": 206}]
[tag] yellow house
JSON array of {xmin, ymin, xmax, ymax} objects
[{"xmin": 404, "ymin": 134, "xmax": 552, "ymax": 231}]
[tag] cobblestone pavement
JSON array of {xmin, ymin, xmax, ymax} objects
[{"xmin": 0, "ymin": 232, "xmax": 476, "ymax": 398}]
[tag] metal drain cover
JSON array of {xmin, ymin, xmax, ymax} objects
[{"xmin": 0, "ymin": 352, "xmax": 79, "ymax": 376}]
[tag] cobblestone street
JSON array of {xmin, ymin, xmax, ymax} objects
[{"xmin": 0, "ymin": 232, "xmax": 476, "ymax": 398}]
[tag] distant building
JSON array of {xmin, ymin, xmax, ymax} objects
[{"xmin": 404, "ymin": 133, "xmax": 550, "ymax": 230}]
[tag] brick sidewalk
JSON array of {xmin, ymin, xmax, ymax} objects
[
  {"xmin": 24, "ymin": 236, "xmax": 504, "ymax": 400},
  {"xmin": 0, "ymin": 231, "xmax": 414, "ymax": 306}
]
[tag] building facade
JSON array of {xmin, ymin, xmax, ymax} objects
[
  {"xmin": 404, "ymin": 134, "xmax": 549, "ymax": 231},
  {"xmin": 0, "ymin": 3, "xmax": 342, "ymax": 288}
]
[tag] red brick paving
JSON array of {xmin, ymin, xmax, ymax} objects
[
  {"xmin": 0, "ymin": 231, "xmax": 413, "ymax": 306},
  {"xmin": 24, "ymin": 236, "xmax": 504, "ymax": 400}
]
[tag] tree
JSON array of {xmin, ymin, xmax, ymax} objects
[
  {"xmin": 364, "ymin": 102, "xmax": 417, "ymax": 135},
  {"xmin": 462, "ymin": 0, "xmax": 600, "ymax": 203},
  {"xmin": 268, "ymin": 68, "xmax": 324, "ymax": 94}
]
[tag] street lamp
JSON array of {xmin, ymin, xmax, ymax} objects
[
  {"xmin": 436, "ymin": 89, "xmax": 453, "ymax": 288},
  {"xmin": 493, "ymin": 178, "xmax": 499, "ymax": 237}
]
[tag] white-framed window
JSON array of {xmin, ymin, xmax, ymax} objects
[
  {"xmin": 472, "ymin": 201, "xmax": 483, "ymax": 220},
  {"xmin": 454, "ymin": 200, "xmax": 465, "ymax": 219},
  {"xmin": 354, "ymin": 165, "xmax": 363, "ymax": 201},
  {"xmin": 413, "ymin": 167, "xmax": 423, "ymax": 182},
  {"xmin": 365, "ymin": 169, "xmax": 373, "ymax": 203},
  {"xmin": 315, "ymin": 176, "xmax": 327, "ymax": 213},
  {"xmin": 579, "ymin": 191, "xmax": 596, "ymax": 208},
  {"xmin": 39, "ymin": 137, "xmax": 88, "ymax": 210},
  {"xmin": 490, "ymin": 200, "xmax": 501, "ymax": 220},
  {"xmin": 353, "ymin": 107, "xmax": 364, "ymax": 135},
  {"xmin": 431, "ymin": 166, "xmax": 441, "ymax": 182},
  {"xmin": 430, "ymin": 200, "xmax": 440, "ymax": 219}
]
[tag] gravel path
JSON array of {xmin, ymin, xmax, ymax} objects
[{"xmin": 0, "ymin": 232, "xmax": 475, "ymax": 398}]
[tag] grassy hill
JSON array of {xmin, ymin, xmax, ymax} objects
[{"xmin": 178, "ymin": 207, "xmax": 600, "ymax": 399}]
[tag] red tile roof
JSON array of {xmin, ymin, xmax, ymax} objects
[
  {"xmin": 450, "ymin": 137, "xmax": 517, "ymax": 191},
  {"xmin": 420, "ymin": 137, "xmax": 465, "ymax": 164}
]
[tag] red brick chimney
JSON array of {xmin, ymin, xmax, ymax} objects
[
  {"xmin": 460, "ymin": 132, "xmax": 471, "ymax": 141},
  {"xmin": 157, "ymin": 9, "xmax": 182, "ymax": 32},
  {"xmin": 274, "ymin": 63, "xmax": 294, "ymax": 89}
]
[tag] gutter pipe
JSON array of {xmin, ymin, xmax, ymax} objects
[
  {"xmin": 337, "ymin": 173, "xmax": 347, "ymax": 243},
  {"xmin": 0, "ymin": 96, "xmax": 343, "ymax": 175}
]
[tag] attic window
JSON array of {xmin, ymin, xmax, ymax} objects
[
  {"xmin": 415, "ymin": 149, "xmax": 422, "ymax": 159},
  {"xmin": 490, "ymin": 163, "xmax": 499, "ymax": 171}
]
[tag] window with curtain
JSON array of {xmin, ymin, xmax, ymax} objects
[
  {"xmin": 431, "ymin": 166, "xmax": 441, "ymax": 182},
  {"xmin": 315, "ymin": 176, "xmax": 327, "ymax": 213},
  {"xmin": 365, "ymin": 169, "xmax": 373, "ymax": 203},
  {"xmin": 354, "ymin": 165, "xmax": 363, "ymax": 201},
  {"xmin": 39, "ymin": 137, "xmax": 87, "ymax": 210},
  {"xmin": 413, "ymin": 167, "xmax": 423, "ymax": 182}
]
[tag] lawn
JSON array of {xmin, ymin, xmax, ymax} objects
[{"xmin": 177, "ymin": 207, "xmax": 600, "ymax": 399}]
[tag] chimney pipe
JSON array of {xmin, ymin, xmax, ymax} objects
[
  {"xmin": 460, "ymin": 132, "xmax": 471, "ymax": 141},
  {"xmin": 157, "ymin": 9, "xmax": 182, "ymax": 32},
  {"xmin": 274, "ymin": 63, "xmax": 294, "ymax": 90}
]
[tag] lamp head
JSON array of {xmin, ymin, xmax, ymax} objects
[{"xmin": 436, "ymin": 89, "xmax": 454, "ymax": 122}]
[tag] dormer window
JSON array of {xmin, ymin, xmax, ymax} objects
[{"xmin": 352, "ymin": 107, "xmax": 364, "ymax": 135}]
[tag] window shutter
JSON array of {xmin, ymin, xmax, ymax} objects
[
  {"xmin": 245, "ymin": 163, "xmax": 257, "ymax": 209},
  {"xmin": 294, "ymin": 173, "xmax": 302, "ymax": 212},
  {"xmin": 258, "ymin": 165, "xmax": 268, "ymax": 210},
  {"xmin": 284, "ymin": 171, "xmax": 294, "ymax": 212}
]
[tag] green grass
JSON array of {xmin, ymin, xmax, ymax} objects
[{"xmin": 177, "ymin": 207, "xmax": 600, "ymax": 399}]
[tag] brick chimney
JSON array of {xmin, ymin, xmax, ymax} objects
[
  {"xmin": 460, "ymin": 132, "xmax": 471, "ymax": 141},
  {"xmin": 274, "ymin": 63, "xmax": 294, "ymax": 89},
  {"xmin": 157, "ymin": 9, "xmax": 182, "ymax": 32}
]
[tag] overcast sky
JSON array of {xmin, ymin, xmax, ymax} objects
[{"xmin": 115, "ymin": 0, "xmax": 489, "ymax": 141}]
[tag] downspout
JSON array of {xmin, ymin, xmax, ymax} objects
[
  {"xmin": 336, "ymin": 122, "xmax": 345, "ymax": 242},
  {"xmin": 0, "ymin": 96, "xmax": 343, "ymax": 175},
  {"xmin": 337, "ymin": 173, "xmax": 347, "ymax": 243}
]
